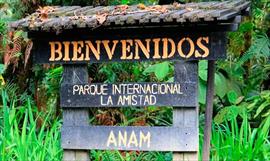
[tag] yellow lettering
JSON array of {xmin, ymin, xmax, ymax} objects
[
  {"xmin": 195, "ymin": 37, "xmax": 209, "ymax": 58},
  {"xmin": 162, "ymin": 38, "xmax": 175, "ymax": 58},
  {"xmin": 107, "ymin": 131, "xmax": 117, "ymax": 147},
  {"xmin": 49, "ymin": 41, "xmax": 62, "ymax": 61},
  {"xmin": 134, "ymin": 39, "xmax": 150, "ymax": 59},
  {"xmin": 71, "ymin": 41, "xmax": 84, "ymax": 61},
  {"xmin": 178, "ymin": 37, "xmax": 195, "ymax": 58},
  {"xmin": 118, "ymin": 131, "xmax": 127, "ymax": 147},
  {"xmin": 128, "ymin": 131, "xmax": 138, "ymax": 147},
  {"xmin": 85, "ymin": 40, "xmax": 101, "ymax": 60},
  {"xmin": 62, "ymin": 41, "xmax": 70, "ymax": 61},
  {"xmin": 140, "ymin": 131, "xmax": 151, "ymax": 148},
  {"xmin": 47, "ymin": 37, "xmax": 206, "ymax": 62},
  {"xmin": 120, "ymin": 40, "xmax": 133, "ymax": 59},
  {"xmin": 102, "ymin": 40, "xmax": 119, "ymax": 60},
  {"xmin": 152, "ymin": 38, "xmax": 161, "ymax": 59}
]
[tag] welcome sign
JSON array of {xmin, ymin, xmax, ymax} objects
[
  {"xmin": 32, "ymin": 32, "xmax": 226, "ymax": 64},
  {"xmin": 12, "ymin": 0, "xmax": 249, "ymax": 159}
]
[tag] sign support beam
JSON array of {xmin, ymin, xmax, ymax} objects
[
  {"xmin": 61, "ymin": 65, "xmax": 90, "ymax": 161},
  {"xmin": 202, "ymin": 60, "xmax": 216, "ymax": 161},
  {"xmin": 173, "ymin": 61, "xmax": 198, "ymax": 160}
]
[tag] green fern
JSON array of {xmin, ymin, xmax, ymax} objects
[{"xmin": 239, "ymin": 34, "xmax": 270, "ymax": 64}]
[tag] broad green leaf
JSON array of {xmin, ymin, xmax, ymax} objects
[
  {"xmin": 199, "ymin": 60, "xmax": 208, "ymax": 70},
  {"xmin": 214, "ymin": 105, "xmax": 240, "ymax": 124},
  {"xmin": 199, "ymin": 79, "xmax": 206, "ymax": 104},
  {"xmin": 154, "ymin": 62, "xmax": 169, "ymax": 80},
  {"xmin": 143, "ymin": 64, "xmax": 156, "ymax": 75},
  {"xmin": 226, "ymin": 79, "xmax": 242, "ymax": 96},
  {"xmin": 214, "ymin": 106, "xmax": 230, "ymax": 124},
  {"xmin": 227, "ymin": 90, "xmax": 238, "ymax": 104},
  {"xmin": 199, "ymin": 68, "xmax": 207, "ymax": 81},
  {"xmin": 215, "ymin": 72, "xmax": 228, "ymax": 98}
]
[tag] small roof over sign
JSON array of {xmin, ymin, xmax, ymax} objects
[{"xmin": 10, "ymin": 0, "xmax": 250, "ymax": 32}]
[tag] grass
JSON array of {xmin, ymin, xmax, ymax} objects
[
  {"xmin": 0, "ymin": 90, "xmax": 269, "ymax": 161},
  {"xmin": 199, "ymin": 114, "xmax": 270, "ymax": 161},
  {"xmin": 0, "ymin": 90, "xmax": 62, "ymax": 161}
]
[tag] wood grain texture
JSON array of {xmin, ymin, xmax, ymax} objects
[
  {"xmin": 60, "ymin": 82, "xmax": 197, "ymax": 108},
  {"xmin": 173, "ymin": 61, "xmax": 198, "ymax": 161},
  {"xmin": 202, "ymin": 60, "xmax": 215, "ymax": 161},
  {"xmin": 32, "ymin": 31, "xmax": 226, "ymax": 64},
  {"xmin": 9, "ymin": 0, "xmax": 250, "ymax": 31},
  {"xmin": 61, "ymin": 126, "xmax": 198, "ymax": 151},
  {"xmin": 61, "ymin": 65, "xmax": 90, "ymax": 161}
]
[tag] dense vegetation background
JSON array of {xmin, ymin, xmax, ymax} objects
[{"xmin": 0, "ymin": 0, "xmax": 269, "ymax": 160}]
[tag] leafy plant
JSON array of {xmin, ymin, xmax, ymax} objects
[
  {"xmin": 0, "ymin": 90, "xmax": 62, "ymax": 161},
  {"xmin": 143, "ymin": 61, "xmax": 173, "ymax": 82},
  {"xmin": 201, "ymin": 113, "xmax": 270, "ymax": 161},
  {"xmin": 91, "ymin": 150, "xmax": 172, "ymax": 161},
  {"xmin": 214, "ymin": 90, "xmax": 270, "ymax": 127},
  {"xmin": 239, "ymin": 33, "xmax": 270, "ymax": 65},
  {"xmin": 0, "ymin": 0, "xmax": 269, "ymax": 161},
  {"xmin": 198, "ymin": 60, "xmax": 242, "ymax": 105}
]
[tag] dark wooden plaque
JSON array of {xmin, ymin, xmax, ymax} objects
[
  {"xmin": 60, "ymin": 82, "xmax": 196, "ymax": 108},
  {"xmin": 32, "ymin": 30, "xmax": 226, "ymax": 64},
  {"xmin": 61, "ymin": 126, "xmax": 198, "ymax": 151}
]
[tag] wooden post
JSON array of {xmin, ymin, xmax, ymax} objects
[
  {"xmin": 202, "ymin": 60, "xmax": 216, "ymax": 161},
  {"xmin": 173, "ymin": 61, "xmax": 198, "ymax": 161},
  {"xmin": 61, "ymin": 65, "xmax": 90, "ymax": 161}
]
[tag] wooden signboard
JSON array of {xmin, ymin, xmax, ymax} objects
[
  {"xmin": 31, "ymin": 31, "xmax": 226, "ymax": 64},
  {"xmin": 60, "ymin": 82, "xmax": 196, "ymax": 107},
  {"xmin": 11, "ymin": 1, "xmax": 249, "ymax": 160},
  {"xmin": 61, "ymin": 126, "xmax": 198, "ymax": 151}
]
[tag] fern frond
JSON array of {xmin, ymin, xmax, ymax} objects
[{"xmin": 239, "ymin": 33, "xmax": 270, "ymax": 64}]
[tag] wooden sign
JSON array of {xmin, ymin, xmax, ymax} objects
[
  {"xmin": 61, "ymin": 126, "xmax": 198, "ymax": 151},
  {"xmin": 60, "ymin": 82, "xmax": 197, "ymax": 107},
  {"xmin": 13, "ymin": 0, "xmax": 249, "ymax": 158},
  {"xmin": 32, "ymin": 31, "xmax": 226, "ymax": 64}
]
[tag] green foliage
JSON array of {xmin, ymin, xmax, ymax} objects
[
  {"xmin": 97, "ymin": 61, "xmax": 173, "ymax": 83},
  {"xmin": 91, "ymin": 150, "xmax": 172, "ymax": 161},
  {"xmin": 204, "ymin": 113, "xmax": 270, "ymax": 161},
  {"xmin": 98, "ymin": 63, "xmax": 134, "ymax": 83},
  {"xmin": 246, "ymin": 90, "xmax": 270, "ymax": 120},
  {"xmin": 0, "ymin": 90, "xmax": 62, "ymax": 161},
  {"xmin": 0, "ymin": 0, "xmax": 269, "ymax": 160},
  {"xmin": 198, "ymin": 60, "xmax": 242, "ymax": 104},
  {"xmin": 0, "ymin": 64, "xmax": 5, "ymax": 75},
  {"xmin": 227, "ymin": 90, "xmax": 238, "ymax": 104},
  {"xmin": 239, "ymin": 33, "xmax": 270, "ymax": 65},
  {"xmin": 143, "ymin": 62, "xmax": 172, "ymax": 81},
  {"xmin": 214, "ymin": 90, "xmax": 270, "ymax": 125},
  {"xmin": 43, "ymin": 66, "xmax": 63, "ymax": 96},
  {"xmin": 0, "ymin": 21, "xmax": 6, "ymax": 35}
]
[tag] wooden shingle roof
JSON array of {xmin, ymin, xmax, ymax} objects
[{"xmin": 10, "ymin": 0, "xmax": 250, "ymax": 32}]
